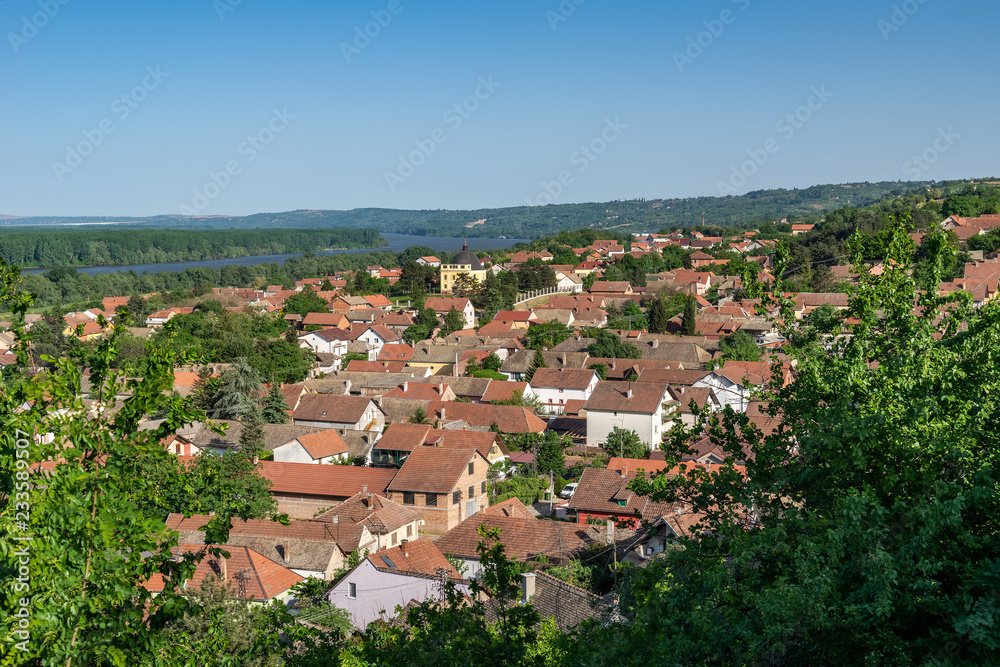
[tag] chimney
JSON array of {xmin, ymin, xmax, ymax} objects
[
  {"xmin": 282, "ymin": 544, "xmax": 291, "ymax": 563},
  {"xmin": 559, "ymin": 353, "xmax": 567, "ymax": 365},
  {"xmin": 520, "ymin": 572, "xmax": 536, "ymax": 603},
  {"xmin": 606, "ymin": 518, "xmax": 616, "ymax": 543},
  {"xmin": 620, "ymin": 467, "xmax": 627, "ymax": 478},
  {"xmin": 218, "ymin": 556, "xmax": 227, "ymax": 581},
  {"xmin": 652, "ymin": 339, "xmax": 659, "ymax": 349},
  {"xmin": 403, "ymin": 381, "xmax": 408, "ymax": 392},
  {"xmin": 611, "ymin": 359, "xmax": 617, "ymax": 370},
  {"xmin": 440, "ymin": 407, "xmax": 446, "ymax": 421},
  {"xmin": 400, "ymin": 540, "xmax": 408, "ymax": 556},
  {"xmin": 627, "ymin": 388, "xmax": 634, "ymax": 399},
  {"xmin": 362, "ymin": 484, "xmax": 368, "ymax": 497},
  {"xmin": 438, "ymin": 383, "xmax": 444, "ymax": 395}
]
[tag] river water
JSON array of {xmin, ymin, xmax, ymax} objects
[{"xmin": 23, "ymin": 233, "xmax": 527, "ymax": 276}]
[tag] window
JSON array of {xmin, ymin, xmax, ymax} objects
[
  {"xmin": 349, "ymin": 583, "xmax": 357, "ymax": 598},
  {"xmin": 481, "ymin": 481, "xmax": 487, "ymax": 494},
  {"xmin": 617, "ymin": 500, "xmax": 627, "ymax": 507},
  {"xmin": 402, "ymin": 492, "xmax": 414, "ymax": 506},
  {"xmin": 392, "ymin": 533, "xmax": 398, "ymax": 545},
  {"xmin": 453, "ymin": 490, "xmax": 460, "ymax": 505},
  {"xmin": 425, "ymin": 493, "xmax": 437, "ymax": 507},
  {"xmin": 468, "ymin": 462, "xmax": 474, "ymax": 475},
  {"xmin": 406, "ymin": 524, "xmax": 413, "ymax": 537},
  {"xmin": 468, "ymin": 485, "xmax": 475, "ymax": 499}
]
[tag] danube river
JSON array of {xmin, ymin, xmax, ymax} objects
[{"xmin": 24, "ymin": 233, "xmax": 528, "ymax": 276}]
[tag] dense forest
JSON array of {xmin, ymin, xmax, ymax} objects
[
  {"xmin": 0, "ymin": 228, "xmax": 385, "ymax": 268},
  {"xmin": 0, "ymin": 180, "xmax": 956, "ymax": 239}
]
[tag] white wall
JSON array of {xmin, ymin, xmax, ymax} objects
[{"xmin": 273, "ymin": 441, "xmax": 314, "ymax": 464}]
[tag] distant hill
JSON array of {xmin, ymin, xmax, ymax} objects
[{"xmin": 0, "ymin": 181, "xmax": 945, "ymax": 239}]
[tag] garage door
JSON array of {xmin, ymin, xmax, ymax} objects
[{"xmin": 465, "ymin": 499, "xmax": 478, "ymax": 519}]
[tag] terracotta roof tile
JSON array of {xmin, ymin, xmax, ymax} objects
[
  {"xmin": 436, "ymin": 513, "xmax": 589, "ymax": 563},
  {"xmin": 529, "ymin": 368, "xmax": 597, "ymax": 390},
  {"xmin": 145, "ymin": 543, "xmax": 303, "ymax": 601},
  {"xmin": 296, "ymin": 430, "xmax": 349, "ymax": 459},
  {"xmin": 259, "ymin": 461, "xmax": 397, "ymax": 497},
  {"xmin": 387, "ymin": 446, "xmax": 485, "ymax": 494},
  {"xmin": 583, "ymin": 381, "xmax": 670, "ymax": 415},
  {"xmin": 368, "ymin": 538, "xmax": 458, "ymax": 577}
]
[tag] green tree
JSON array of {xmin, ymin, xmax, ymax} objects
[
  {"xmin": 212, "ymin": 357, "xmax": 264, "ymax": 420},
  {"xmin": 525, "ymin": 348, "xmax": 547, "ymax": 382},
  {"xmin": 409, "ymin": 406, "xmax": 431, "ymax": 424},
  {"xmin": 261, "ymin": 381, "xmax": 290, "ymax": 424},
  {"xmin": 718, "ymin": 329, "xmax": 761, "ymax": 362},
  {"xmin": 403, "ymin": 324, "xmax": 431, "ymax": 344},
  {"xmin": 443, "ymin": 306, "xmax": 466, "ymax": 335},
  {"xmin": 239, "ymin": 404, "xmax": 267, "ymax": 450},
  {"xmin": 536, "ymin": 432, "xmax": 567, "ymax": 477},
  {"xmin": 609, "ymin": 223, "xmax": 1000, "ymax": 665},
  {"xmin": 681, "ymin": 294, "xmax": 696, "ymax": 336},
  {"xmin": 587, "ymin": 330, "xmax": 642, "ymax": 359},
  {"xmin": 588, "ymin": 362, "xmax": 608, "ymax": 380},
  {"xmin": 0, "ymin": 260, "xmax": 282, "ymax": 665},
  {"xmin": 605, "ymin": 426, "xmax": 649, "ymax": 458},
  {"xmin": 482, "ymin": 352, "xmax": 503, "ymax": 372},
  {"xmin": 647, "ymin": 297, "xmax": 670, "ymax": 334},
  {"xmin": 283, "ymin": 285, "xmax": 330, "ymax": 318},
  {"xmin": 526, "ymin": 320, "xmax": 571, "ymax": 350}
]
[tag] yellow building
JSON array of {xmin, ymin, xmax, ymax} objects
[{"xmin": 440, "ymin": 242, "xmax": 488, "ymax": 293}]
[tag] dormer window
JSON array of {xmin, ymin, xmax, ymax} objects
[{"xmin": 617, "ymin": 500, "xmax": 627, "ymax": 507}]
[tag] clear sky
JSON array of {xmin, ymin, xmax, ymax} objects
[{"xmin": 1, "ymin": 0, "xmax": 996, "ymax": 217}]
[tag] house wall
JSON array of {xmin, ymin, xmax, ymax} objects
[
  {"xmin": 586, "ymin": 409, "xmax": 662, "ymax": 449},
  {"xmin": 273, "ymin": 442, "xmax": 314, "ymax": 464},
  {"xmin": 388, "ymin": 456, "xmax": 489, "ymax": 535},
  {"xmin": 271, "ymin": 492, "xmax": 349, "ymax": 519},
  {"xmin": 532, "ymin": 376, "xmax": 597, "ymax": 415},
  {"xmin": 694, "ymin": 375, "xmax": 751, "ymax": 412},
  {"xmin": 327, "ymin": 560, "xmax": 471, "ymax": 630}
]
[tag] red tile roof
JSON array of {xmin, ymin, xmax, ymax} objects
[
  {"xmin": 481, "ymin": 380, "xmax": 530, "ymax": 404},
  {"xmin": 259, "ymin": 461, "xmax": 397, "ymax": 497},
  {"xmin": 435, "ymin": 513, "xmax": 589, "ymax": 563},
  {"xmin": 144, "ymin": 543, "xmax": 303, "ymax": 601},
  {"xmin": 583, "ymin": 381, "xmax": 670, "ymax": 415},
  {"xmin": 427, "ymin": 401, "xmax": 547, "ymax": 433},
  {"xmin": 367, "ymin": 538, "xmax": 458, "ymax": 577},
  {"xmin": 296, "ymin": 430, "xmax": 349, "ymax": 459},
  {"xmin": 387, "ymin": 446, "xmax": 486, "ymax": 494},
  {"xmin": 346, "ymin": 360, "xmax": 408, "ymax": 373},
  {"xmin": 293, "ymin": 395, "xmax": 378, "ymax": 424},
  {"xmin": 529, "ymin": 367, "xmax": 597, "ymax": 390}
]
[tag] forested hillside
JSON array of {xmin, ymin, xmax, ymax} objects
[
  {"xmin": 0, "ymin": 228, "xmax": 384, "ymax": 268},
  {"xmin": 0, "ymin": 180, "xmax": 946, "ymax": 239}
]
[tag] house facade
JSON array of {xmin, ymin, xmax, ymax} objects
[
  {"xmin": 528, "ymin": 367, "xmax": 599, "ymax": 415},
  {"xmin": 386, "ymin": 446, "xmax": 490, "ymax": 534},
  {"xmin": 583, "ymin": 381, "xmax": 673, "ymax": 449}
]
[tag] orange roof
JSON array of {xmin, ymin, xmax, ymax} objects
[
  {"xmin": 367, "ymin": 538, "xmax": 458, "ymax": 578},
  {"xmin": 144, "ymin": 543, "xmax": 303, "ymax": 601},
  {"xmin": 296, "ymin": 430, "xmax": 349, "ymax": 459},
  {"xmin": 259, "ymin": 461, "xmax": 398, "ymax": 497}
]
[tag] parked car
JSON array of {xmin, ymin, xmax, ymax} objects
[{"xmin": 558, "ymin": 483, "xmax": 578, "ymax": 500}]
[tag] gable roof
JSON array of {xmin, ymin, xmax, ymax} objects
[
  {"xmin": 295, "ymin": 430, "xmax": 350, "ymax": 459},
  {"xmin": 259, "ymin": 461, "xmax": 398, "ymax": 498},
  {"xmin": 427, "ymin": 401, "xmax": 547, "ymax": 434},
  {"xmin": 529, "ymin": 367, "xmax": 597, "ymax": 390},
  {"xmin": 481, "ymin": 380, "xmax": 530, "ymax": 404},
  {"xmin": 583, "ymin": 381, "xmax": 670, "ymax": 415},
  {"xmin": 367, "ymin": 539, "xmax": 459, "ymax": 578},
  {"xmin": 376, "ymin": 423, "xmax": 502, "ymax": 461},
  {"xmin": 145, "ymin": 543, "xmax": 304, "ymax": 601},
  {"xmin": 302, "ymin": 312, "xmax": 349, "ymax": 327},
  {"xmin": 519, "ymin": 571, "xmax": 608, "ymax": 632},
  {"xmin": 387, "ymin": 446, "xmax": 485, "ymax": 494},
  {"xmin": 293, "ymin": 394, "xmax": 379, "ymax": 424},
  {"xmin": 567, "ymin": 467, "xmax": 673, "ymax": 520},
  {"xmin": 424, "ymin": 296, "xmax": 472, "ymax": 313},
  {"xmin": 435, "ymin": 513, "xmax": 589, "ymax": 563},
  {"xmin": 313, "ymin": 491, "xmax": 422, "ymax": 549}
]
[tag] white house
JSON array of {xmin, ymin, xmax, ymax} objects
[
  {"xmin": 424, "ymin": 297, "xmax": 476, "ymax": 330},
  {"xmin": 299, "ymin": 328, "xmax": 351, "ymax": 358},
  {"xmin": 273, "ymin": 430, "xmax": 351, "ymax": 464},
  {"xmin": 350, "ymin": 325, "xmax": 399, "ymax": 361},
  {"xmin": 555, "ymin": 272, "xmax": 584, "ymax": 293},
  {"xmin": 693, "ymin": 361, "xmax": 783, "ymax": 413},
  {"xmin": 582, "ymin": 381, "xmax": 674, "ymax": 449},
  {"xmin": 528, "ymin": 368, "xmax": 599, "ymax": 415},
  {"xmin": 324, "ymin": 539, "xmax": 468, "ymax": 630},
  {"xmin": 292, "ymin": 395, "xmax": 386, "ymax": 432}
]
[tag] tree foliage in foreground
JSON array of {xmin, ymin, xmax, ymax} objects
[{"xmin": 603, "ymin": 223, "xmax": 1000, "ymax": 665}]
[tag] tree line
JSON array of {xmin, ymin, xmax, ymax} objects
[{"xmin": 0, "ymin": 227, "xmax": 384, "ymax": 268}]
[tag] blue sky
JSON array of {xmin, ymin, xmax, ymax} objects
[{"xmin": 1, "ymin": 0, "xmax": 996, "ymax": 217}]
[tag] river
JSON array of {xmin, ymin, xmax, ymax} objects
[{"xmin": 23, "ymin": 233, "xmax": 528, "ymax": 276}]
